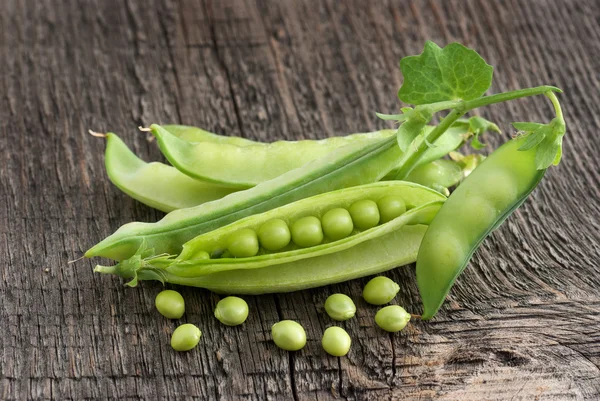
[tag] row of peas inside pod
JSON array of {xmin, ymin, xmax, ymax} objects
[
  {"xmin": 153, "ymin": 275, "xmax": 409, "ymax": 355},
  {"xmin": 184, "ymin": 194, "xmax": 408, "ymax": 261}
]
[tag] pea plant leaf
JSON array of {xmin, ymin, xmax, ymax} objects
[
  {"xmin": 398, "ymin": 41, "xmax": 494, "ymax": 105},
  {"xmin": 468, "ymin": 116, "xmax": 500, "ymax": 149},
  {"xmin": 395, "ymin": 108, "xmax": 433, "ymax": 152},
  {"xmin": 513, "ymin": 119, "xmax": 566, "ymax": 169}
]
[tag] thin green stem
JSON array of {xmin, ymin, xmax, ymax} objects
[
  {"xmin": 457, "ymin": 86, "xmax": 561, "ymax": 112},
  {"xmin": 546, "ymin": 91, "xmax": 564, "ymax": 121},
  {"xmin": 395, "ymin": 109, "xmax": 465, "ymax": 179},
  {"xmin": 415, "ymin": 85, "xmax": 561, "ymax": 115}
]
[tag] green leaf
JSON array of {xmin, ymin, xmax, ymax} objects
[
  {"xmin": 398, "ymin": 41, "xmax": 494, "ymax": 105},
  {"xmin": 397, "ymin": 119, "xmax": 427, "ymax": 152},
  {"xmin": 518, "ymin": 131, "xmax": 546, "ymax": 151},
  {"xmin": 516, "ymin": 118, "xmax": 566, "ymax": 169},
  {"xmin": 469, "ymin": 116, "xmax": 501, "ymax": 134},
  {"xmin": 512, "ymin": 122, "xmax": 544, "ymax": 132},
  {"xmin": 395, "ymin": 108, "xmax": 433, "ymax": 152},
  {"xmin": 463, "ymin": 116, "xmax": 500, "ymax": 149},
  {"xmin": 471, "ymin": 135, "xmax": 486, "ymax": 150},
  {"xmin": 553, "ymin": 137, "xmax": 563, "ymax": 165},
  {"xmin": 535, "ymin": 134, "xmax": 560, "ymax": 170}
]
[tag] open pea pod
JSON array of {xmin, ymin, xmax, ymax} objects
[
  {"xmin": 95, "ymin": 182, "xmax": 445, "ymax": 293},
  {"xmin": 102, "ymin": 133, "xmax": 237, "ymax": 213},
  {"xmin": 167, "ymin": 226, "xmax": 427, "ymax": 294}
]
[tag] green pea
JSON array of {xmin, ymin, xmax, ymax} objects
[
  {"xmin": 321, "ymin": 208, "xmax": 354, "ymax": 241},
  {"xmin": 227, "ymin": 228, "xmax": 259, "ymax": 257},
  {"xmin": 348, "ymin": 199, "xmax": 380, "ymax": 230},
  {"xmin": 324, "ymin": 294, "xmax": 356, "ymax": 321},
  {"xmin": 291, "ymin": 216, "xmax": 323, "ymax": 248},
  {"xmin": 362, "ymin": 276, "xmax": 400, "ymax": 305},
  {"xmin": 417, "ymin": 230, "xmax": 467, "ymax": 277},
  {"xmin": 377, "ymin": 195, "xmax": 406, "ymax": 223},
  {"xmin": 191, "ymin": 250, "xmax": 210, "ymax": 260},
  {"xmin": 271, "ymin": 320, "xmax": 307, "ymax": 351},
  {"xmin": 155, "ymin": 289, "xmax": 185, "ymax": 319},
  {"xmin": 479, "ymin": 170, "xmax": 518, "ymax": 210},
  {"xmin": 456, "ymin": 195, "xmax": 498, "ymax": 234},
  {"xmin": 321, "ymin": 326, "xmax": 351, "ymax": 357},
  {"xmin": 214, "ymin": 296, "xmax": 249, "ymax": 326},
  {"xmin": 257, "ymin": 219, "xmax": 291, "ymax": 251},
  {"xmin": 375, "ymin": 305, "xmax": 411, "ymax": 332},
  {"xmin": 170, "ymin": 323, "xmax": 202, "ymax": 351}
]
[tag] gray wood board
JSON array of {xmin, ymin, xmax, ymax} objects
[{"xmin": 1, "ymin": 0, "xmax": 599, "ymax": 400}]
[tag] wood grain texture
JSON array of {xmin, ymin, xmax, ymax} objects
[{"xmin": 1, "ymin": 0, "xmax": 599, "ymax": 399}]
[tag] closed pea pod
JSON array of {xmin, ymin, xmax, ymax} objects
[
  {"xmin": 416, "ymin": 137, "xmax": 547, "ymax": 319},
  {"xmin": 96, "ymin": 133, "xmax": 237, "ymax": 213},
  {"xmin": 158, "ymin": 122, "xmax": 490, "ymax": 188}
]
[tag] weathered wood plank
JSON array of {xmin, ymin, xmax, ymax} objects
[{"xmin": 1, "ymin": 0, "xmax": 599, "ymax": 400}]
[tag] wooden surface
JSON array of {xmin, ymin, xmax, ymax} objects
[{"xmin": 1, "ymin": 0, "xmax": 599, "ymax": 400}]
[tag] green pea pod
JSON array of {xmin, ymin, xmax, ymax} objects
[
  {"xmin": 86, "ymin": 133, "xmax": 404, "ymax": 261},
  {"xmin": 416, "ymin": 137, "xmax": 546, "ymax": 319},
  {"xmin": 102, "ymin": 133, "xmax": 237, "ymax": 213},
  {"xmin": 103, "ymin": 132, "xmax": 459, "ymax": 212},
  {"xmin": 95, "ymin": 182, "xmax": 445, "ymax": 293},
  {"xmin": 152, "ymin": 124, "xmax": 394, "ymax": 188},
  {"xmin": 164, "ymin": 226, "xmax": 426, "ymax": 294},
  {"xmin": 164, "ymin": 124, "xmax": 391, "ymax": 148},
  {"xmin": 155, "ymin": 121, "xmax": 496, "ymax": 188},
  {"xmin": 164, "ymin": 125, "xmax": 259, "ymax": 147}
]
